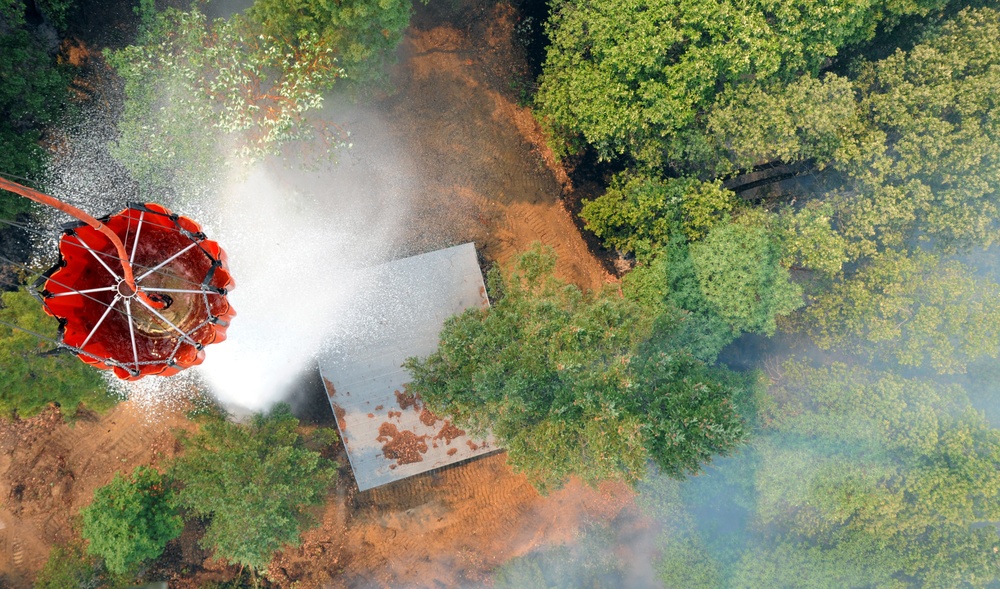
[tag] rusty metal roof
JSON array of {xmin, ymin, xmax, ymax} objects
[{"xmin": 318, "ymin": 243, "xmax": 496, "ymax": 491}]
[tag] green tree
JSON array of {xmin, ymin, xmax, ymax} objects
[
  {"xmin": 106, "ymin": 6, "xmax": 345, "ymax": 200},
  {"xmin": 693, "ymin": 73, "xmax": 862, "ymax": 179},
  {"xmin": 0, "ymin": 1, "xmax": 74, "ymax": 217},
  {"xmin": 805, "ymin": 250, "xmax": 1000, "ymax": 374},
  {"xmin": 688, "ymin": 220, "xmax": 803, "ymax": 336},
  {"xmin": 622, "ymin": 250, "xmax": 737, "ymax": 363},
  {"xmin": 405, "ymin": 245, "xmax": 748, "ymax": 491},
  {"xmin": 80, "ymin": 466, "xmax": 182, "ymax": 576},
  {"xmin": 170, "ymin": 404, "xmax": 336, "ymax": 573},
  {"xmin": 734, "ymin": 360, "xmax": 1000, "ymax": 588},
  {"xmin": 834, "ymin": 7, "xmax": 1000, "ymax": 258},
  {"xmin": 245, "ymin": 0, "xmax": 414, "ymax": 88},
  {"xmin": 535, "ymin": 0, "xmax": 944, "ymax": 168},
  {"xmin": 580, "ymin": 173, "xmax": 737, "ymax": 260},
  {"xmin": 773, "ymin": 202, "xmax": 849, "ymax": 278},
  {"xmin": 638, "ymin": 361, "xmax": 1000, "ymax": 588},
  {"xmin": 0, "ymin": 289, "xmax": 115, "ymax": 419}
]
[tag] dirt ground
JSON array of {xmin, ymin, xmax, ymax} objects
[
  {"xmin": 0, "ymin": 0, "xmax": 645, "ymax": 587},
  {"xmin": 0, "ymin": 402, "xmax": 193, "ymax": 587},
  {"xmin": 384, "ymin": 0, "xmax": 612, "ymax": 290}
]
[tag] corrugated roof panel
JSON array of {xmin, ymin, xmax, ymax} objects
[{"xmin": 318, "ymin": 243, "xmax": 496, "ymax": 491}]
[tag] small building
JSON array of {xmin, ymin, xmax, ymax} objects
[{"xmin": 317, "ymin": 243, "xmax": 497, "ymax": 491}]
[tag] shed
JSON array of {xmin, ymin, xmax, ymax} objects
[{"xmin": 317, "ymin": 243, "xmax": 497, "ymax": 491}]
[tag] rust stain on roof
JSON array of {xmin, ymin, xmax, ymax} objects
[
  {"xmin": 377, "ymin": 422, "xmax": 429, "ymax": 465},
  {"xmin": 323, "ymin": 378, "xmax": 337, "ymax": 398}
]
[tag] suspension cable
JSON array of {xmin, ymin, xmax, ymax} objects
[
  {"xmin": 0, "ymin": 211, "xmax": 212, "ymax": 291},
  {"xmin": 0, "ymin": 177, "xmax": 165, "ymax": 309}
]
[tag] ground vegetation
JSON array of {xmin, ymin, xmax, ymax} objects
[
  {"xmin": 0, "ymin": 289, "xmax": 114, "ymax": 420},
  {"xmin": 32, "ymin": 540, "xmax": 104, "ymax": 589},
  {"xmin": 406, "ymin": 245, "xmax": 750, "ymax": 491},
  {"xmin": 169, "ymin": 404, "xmax": 337, "ymax": 573},
  {"xmin": 245, "ymin": 0, "xmax": 414, "ymax": 89},
  {"xmin": 80, "ymin": 466, "xmax": 182, "ymax": 576}
]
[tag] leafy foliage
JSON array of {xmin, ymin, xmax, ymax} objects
[
  {"xmin": 805, "ymin": 250, "xmax": 1000, "ymax": 374},
  {"xmin": 689, "ymin": 221, "xmax": 803, "ymax": 336},
  {"xmin": 773, "ymin": 203, "xmax": 849, "ymax": 278},
  {"xmin": 245, "ymin": 0, "xmax": 414, "ymax": 88},
  {"xmin": 835, "ymin": 7, "xmax": 1000, "ymax": 257},
  {"xmin": 106, "ymin": 7, "xmax": 345, "ymax": 199},
  {"xmin": 694, "ymin": 73, "xmax": 862, "ymax": 178},
  {"xmin": 741, "ymin": 361, "xmax": 1000, "ymax": 587},
  {"xmin": 640, "ymin": 361, "xmax": 1000, "ymax": 588},
  {"xmin": 535, "ymin": 0, "xmax": 945, "ymax": 167},
  {"xmin": 580, "ymin": 173, "xmax": 737, "ymax": 259},
  {"xmin": 406, "ymin": 245, "xmax": 748, "ymax": 491},
  {"xmin": 80, "ymin": 466, "xmax": 182, "ymax": 576},
  {"xmin": 0, "ymin": 2, "xmax": 74, "ymax": 217},
  {"xmin": 170, "ymin": 404, "xmax": 336, "ymax": 572},
  {"xmin": 0, "ymin": 289, "xmax": 115, "ymax": 420},
  {"xmin": 32, "ymin": 540, "xmax": 104, "ymax": 589}
]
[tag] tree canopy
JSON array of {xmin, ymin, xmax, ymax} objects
[
  {"xmin": 805, "ymin": 250, "xmax": 1000, "ymax": 374},
  {"xmin": 245, "ymin": 0, "xmax": 413, "ymax": 88},
  {"xmin": 820, "ymin": 7, "xmax": 1000, "ymax": 261},
  {"xmin": 535, "ymin": 0, "xmax": 946, "ymax": 168},
  {"xmin": 169, "ymin": 404, "xmax": 336, "ymax": 572},
  {"xmin": 0, "ymin": 289, "xmax": 114, "ymax": 420},
  {"xmin": 406, "ymin": 246, "xmax": 749, "ymax": 491},
  {"xmin": 0, "ymin": 0, "xmax": 75, "ymax": 217},
  {"xmin": 688, "ymin": 220, "xmax": 802, "ymax": 336},
  {"xmin": 640, "ymin": 360, "xmax": 1000, "ymax": 588},
  {"xmin": 80, "ymin": 466, "xmax": 182, "ymax": 576},
  {"xmin": 106, "ymin": 6, "xmax": 345, "ymax": 199}
]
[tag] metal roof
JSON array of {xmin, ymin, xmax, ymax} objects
[{"xmin": 318, "ymin": 243, "xmax": 496, "ymax": 491}]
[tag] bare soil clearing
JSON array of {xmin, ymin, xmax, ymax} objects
[
  {"xmin": 269, "ymin": 455, "xmax": 637, "ymax": 589},
  {"xmin": 384, "ymin": 0, "xmax": 612, "ymax": 290},
  {"xmin": 0, "ymin": 0, "xmax": 641, "ymax": 586},
  {"xmin": 0, "ymin": 402, "xmax": 193, "ymax": 587}
]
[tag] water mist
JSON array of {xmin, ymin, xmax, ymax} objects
[{"xmin": 45, "ymin": 100, "xmax": 419, "ymax": 413}]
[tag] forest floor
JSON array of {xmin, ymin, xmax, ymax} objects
[{"xmin": 0, "ymin": 0, "xmax": 647, "ymax": 587}]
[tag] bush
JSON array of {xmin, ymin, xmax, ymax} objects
[
  {"xmin": 81, "ymin": 466, "xmax": 182, "ymax": 576},
  {"xmin": 170, "ymin": 404, "xmax": 337, "ymax": 573},
  {"xmin": 0, "ymin": 289, "xmax": 115, "ymax": 420},
  {"xmin": 33, "ymin": 541, "xmax": 103, "ymax": 589}
]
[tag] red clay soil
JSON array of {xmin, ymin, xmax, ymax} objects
[
  {"xmin": 419, "ymin": 407, "xmax": 440, "ymax": 427},
  {"xmin": 377, "ymin": 423, "xmax": 430, "ymax": 465},
  {"xmin": 389, "ymin": 0, "xmax": 612, "ymax": 290},
  {"xmin": 269, "ymin": 453, "xmax": 639, "ymax": 589},
  {"xmin": 394, "ymin": 388, "xmax": 420, "ymax": 412},
  {"xmin": 0, "ymin": 402, "xmax": 196, "ymax": 586},
  {"xmin": 434, "ymin": 420, "xmax": 466, "ymax": 445}
]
